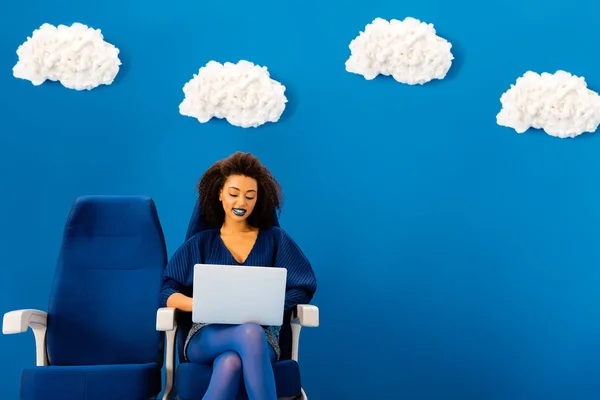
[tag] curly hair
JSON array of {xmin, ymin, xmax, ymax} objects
[{"xmin": 197, "ymin": 151, "xmax": 283, "ymax": 229}]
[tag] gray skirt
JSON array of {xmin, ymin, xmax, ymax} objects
[{"xmin": 183, "ymin": 322, "xmax": 281, "ymax": 362}]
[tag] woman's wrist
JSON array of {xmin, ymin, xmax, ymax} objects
[{"xmin": 185, "ymin": 296, "xmax": 193, "ymax": 312}]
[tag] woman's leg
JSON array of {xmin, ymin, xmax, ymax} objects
[
  {"xmin": 202, "ymin": 351, "xmax": 243, "ymax": 400},
  {"xmin": 186, "ymin": 323, "xmax": 277, "ymax": 400}
]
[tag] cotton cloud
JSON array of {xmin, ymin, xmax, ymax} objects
[
  {"xmin": 179, "ymin": 60, "xmax": 287, "ymax": 128},
  {"xmin": 13, "ymin": 23, "xmax": 121, "ymax": 91},
  {"xmin": 345, "ymin": 17, "xmax": 454, "ymax": 85},
  {"xmin": 497, "ymin": 70, "xmax": 600, "ymax": 139}
]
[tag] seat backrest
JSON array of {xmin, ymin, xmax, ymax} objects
[
  {"xmin": 177, "ymin": 198, "xmax": 293, "ymax": 360},
  {"xmin": 46, "ymin": 195, "xmax": 168, "ymax": 366}
]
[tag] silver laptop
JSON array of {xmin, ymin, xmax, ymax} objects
[{"xmin": 192, "ymin": 264, "xmax": 287, "ymax": 326}]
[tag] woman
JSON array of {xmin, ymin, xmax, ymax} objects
[{"xmin": 159, "ymin": 151, "xmax": 317, "ymax": 400}]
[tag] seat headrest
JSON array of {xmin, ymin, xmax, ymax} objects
[
  {"xmin": 65, "ymin": 195, "xmax": 163, "ymax": 237},
  {"xmin": 185, "ymin": 198, "xmax": 280, "ymax": 241}
]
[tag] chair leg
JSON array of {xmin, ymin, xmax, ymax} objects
[{"xmin": 156, "ymin": 391, "xmax": 176, "ymax": 400}]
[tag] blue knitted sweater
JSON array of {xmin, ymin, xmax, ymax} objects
[{"xmin": 159, "ymin": 226, "xmax": 317, "ymax": 360}]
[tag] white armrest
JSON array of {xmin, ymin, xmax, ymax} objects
[
  {"xmin": 290, "ymin": 305, "xmax": 319, "ymax": 363},
  {"xmin": 156, "ymin": 307, "xmax": 177, "ymax": 331},
  {"xmin": 156, "ymin": 307, "xmax": 178, "ymax": 400},
  {"xmin": 292, "ymin": 304, "xmax": 319, "ymax": 327},
  {"xmin": 2, "ymin": 309, "xmax": 49, "ymax": 366}
]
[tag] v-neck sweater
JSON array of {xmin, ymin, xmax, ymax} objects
[{"xmin": 159, "ymin": 226, "xmax": 317, "ymax": 361}]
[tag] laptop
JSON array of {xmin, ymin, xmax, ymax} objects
[{"xmin": 192, "ymin": 263, "xmax": 288, "ymax": 326}]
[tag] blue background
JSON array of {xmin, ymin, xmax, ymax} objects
[{"xmin": 2, "ymin": 0, "xmax": 600, "ymax": 398}]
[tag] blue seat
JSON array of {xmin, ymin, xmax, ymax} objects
[
  {"xmin": 3, "ymin": 195, "xmax": 169, "ymax": 400},
  {"xmin": 156, "ymin": 199, "xmax": 319, "ymax": 400}
]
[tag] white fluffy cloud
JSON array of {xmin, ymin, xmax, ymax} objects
[
  {"xmin": 179, "ymin": 60, "xmax": 287, "ymax": 128},
  {"xmin": 497, "ymin": 70, "xmax": 600, "ymax": 139},
  {"xmin": 13, "ymin": 23, "xmax": 121, "ymax": 91},
  {"xmin": 345, "ymin": 17, "xmax": 454, "ymax": 85}
]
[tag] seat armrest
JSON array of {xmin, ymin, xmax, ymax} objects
[
  {"xmin": 290, "ymin": 305, "xmax": 319, "ymax": 362},
  {"xmin": 156, "ymin": 307, "xmax": 177, "ymax": 331},
  {"xmin": 2, "ymin": 309, "xmax": 48, "ymax": 366},
  {"xmin": 292, "ymin": 304, "xmax": 319, "ymax": 327},
  {"xmin": 3, "ymin": 309, "xmax": 47, "ymax": 334},
  {"xmin": 156, "ymin": 307, "xmax": 178, "ymax": 400}
]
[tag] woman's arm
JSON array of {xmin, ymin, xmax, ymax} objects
[
  {"xmin": 273, "ymin": 228, "xmax": 317, "ymax": 310},
  {"xmin": 159, "ymin": 236, "xmax": 202, "ymax": 312},
  {"xmin": 166, "ymin": 292, "xmax": 193, "ymax": 312}
]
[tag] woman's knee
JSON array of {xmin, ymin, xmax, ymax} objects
[
  {"xmin": 215, "ymin": 351, "xmax": 242, "ymax": 376},
  {"xmin": 236, "ymin": 323, "xmax": 268, "ymax": 352},
  {"xmin": 239, "ymin": 323, "xmax": 266, "ymax": 341}
]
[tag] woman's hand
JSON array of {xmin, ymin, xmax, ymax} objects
[{"xmin": 166, "ymin": 293, "xmax": 193, "ymax": 312}]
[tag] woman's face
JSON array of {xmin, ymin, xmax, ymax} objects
[{"xmin": 219, "ymin": 174, "xmax": 258, "ymax": 223}]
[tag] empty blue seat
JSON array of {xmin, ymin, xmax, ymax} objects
[{"xmin": 3, "ymin": 195, "xmax": 169, "ymax": 400}]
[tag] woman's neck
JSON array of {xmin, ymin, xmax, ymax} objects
[{"xmin": 220, "ymin": 219, "xmax": 255, "ymax": 235}]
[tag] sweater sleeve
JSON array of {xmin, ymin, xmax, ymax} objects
[
  {"xmin": 159, "ymin": 236, "xmax": 200, "ymax": 308},
  {"xmin": 273, "ymin": 228, "xmax": 317, "ymax": 310}
]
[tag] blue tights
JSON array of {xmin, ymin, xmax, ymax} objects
[{"xmin": 187, "ymin": 323, "xmax": 277, "ymax": 400}]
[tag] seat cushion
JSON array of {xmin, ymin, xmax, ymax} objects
[
  {"xmin": 175, "ymin": 360, "xmax": 302, "ymax": 400},
  {"xmin": 21, "ymin": 362, "xmax": 161, "ymax": 400}
]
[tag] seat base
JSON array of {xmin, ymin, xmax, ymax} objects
[
  {"xmin": 175, "ymin": 359, "xmax": 302, "ymax": 400},
  {"xmin": 21, "ymin": 362, "xmax": 161, "ymax": 400}
]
